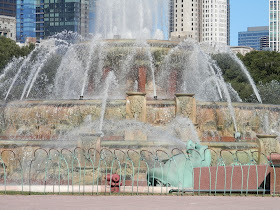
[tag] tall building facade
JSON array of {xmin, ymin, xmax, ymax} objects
[
  {"xmin": 16, "ymin": 0, "xmax": 36, "ymax": 43},
  {"xmin": 88, "ymin": 0, "xmax": 96, "ymax": 34},
  {"xmin": 269, "ymin": 0, "xmax": 280, "ymax": 51},
  {"xmin": 16, "ymin": 0, "xmax": 93, "ymax": 43},
  {"xmin": 238, "ymin": 26, "xmax": 269, "ymax": 50},
  {"xmin": 43, "ymin": 0, "xmax": 81, "ymax": 38},
  {"xmin": 0, "ymin": 15, "xmax": 16, "ymax": 41},
  {"xmin": 0, "ymin": 0, "xmax": 16, "ymax": 17},
  {"xmin": 227, "ymin": 0, "xmax": 230, "ymax": 45},
  {"xmin": 169, "ymin": 0, "xmax": 229, "ymax": 45},
  {"xmin": 260, "ymin": 36, "xmax": 269, "ymax": 50}
]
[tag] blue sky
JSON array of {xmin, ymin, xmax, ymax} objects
[{"xmin": 230, "ymin": 0, "xmax": 269, "ymax": 46}]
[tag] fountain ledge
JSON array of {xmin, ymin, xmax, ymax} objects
[
  {"xmin": 2, "ymin": 99, "xmax": 126, "ymax": 107},
  {"xmin": 0, "ymin": 140, "xmax": 259, "ymax": 149}
]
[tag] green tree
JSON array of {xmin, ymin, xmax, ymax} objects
[
  {"xmin": 239, "ymin": 51, "xmax": 280, "ymax": 83},
  {"xmin": 213, "ymin": 51, "xmax": 280, "ymax": 104},
  {"xmin": 0, "ymin": 36, "xmax": 35, "ymax": 72},
  {"xmin": 257, "ymin": 80, "xmax": 280, "ymax": 104},
  {"xmin": 212, "ymin": 53, "xmax": 255, "ymax": 101}
]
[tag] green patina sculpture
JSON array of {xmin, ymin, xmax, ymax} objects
[{"xmin": 148, "ymin": 140, "xmax": 211, "ymax": 188}]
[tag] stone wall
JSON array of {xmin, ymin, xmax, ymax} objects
[
  {"xmin": 1, "ymin": 100, "xmax": 126, "ymax": 140},
  {"xmin": 0, "ymin": 95, "xmax": 279, "ymax": 143},
  {"xmin": 197, "ymin": 102, "xmax": 280, "ymax": 141}
]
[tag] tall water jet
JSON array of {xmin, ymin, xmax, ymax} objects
[
  {"xmin": 228, "ymin": 52, "xmax": 262, "ymax": 103},
  {"xmin": 80, "ymin": 37, "xmax": 102, "ymax": 98},
  {"xmin": 99, "ymin": 71, "xmax": 118, "ymax": 133},
  {"xmin": 95, "ymin": 0, "xmax": 169, "ymax": 39},
  {"xmin": 208, "ymin": 43, "xmax": 263, "ymax": 103},
  {"xmin": 0, "ymin": 57, "xmax": 24, "ymax": 81},
  {"xmin": 23, "ymin": 45, "xmax": 60, "ymax": 99},
  {"xmin": 5, "ymin": 48, "xmax": 38, "ymax": 101},
  {"xmin": 211, "ymin": 62, "xmax": 238, "ymax": 132}
]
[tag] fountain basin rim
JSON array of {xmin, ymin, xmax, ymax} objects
[
  {"xmin": 175, "ymin": 93, "xmax": 195, "ymax": 97},
  {"xmin": 257, "ymin": 134, "xmax": 278, "ymax": 139},
  {"xmin": 79, "ymin": 133, "xmax": 103, "ymax": 137},
  {"xmin": 126, "ymin": 92, "xmax": 146, "ymax": 96},
  {"xmin": 0, "ymin": 140, "xmax": 259, "ymax": 150}
]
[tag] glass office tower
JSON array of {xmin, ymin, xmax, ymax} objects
[
  {"xmin": 16, "ymin": 0, "xmax": 36, "ymax": 43},
  {"xmin": 88, "ymin": 0, "xmax": 96, "ymax": 35},
  {"xmin": 238, "ymin": 27, "xmax": 269, "ymax": 50},
  {"xmin": 43, "ymin": 0, "xmax": 81, "ymax": 38},
  {"xmin": 0, "ymin": 0, "xmax": 16, "ymax": 17}
]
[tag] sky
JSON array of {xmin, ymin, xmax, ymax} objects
[{"xmin": 230, "ymin": 0, "xmax": 269, "ymax": 46}]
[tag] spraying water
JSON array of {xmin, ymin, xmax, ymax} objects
[
  {"xmin": 25, "ymin": 46, "xmax": 61, "ymax": 99},
  {"xmin": 228, "ymin": 52, "xmax": 262, "ymax": 103},
  {"xmin": 95, "ymin": 0, "xmax": 169, "ymax": 39},
  {"xmin": 5, "ymin": 48, "xmax": 38, "ymax": 100},
  {"xmin": 80, "ymin": 38, "xmax": 102, "ymax": 97},
  {"xmin": 99, "ymin": 71, "xmax": 118, "ymax": 133},
  {"xmin": 208, "ymin": 43, "xmax": 263, "ymax": 104},
  {"xmin": 211, "ymin": 62, "xmax": 238, "ymax": 132},
  {"xmin": 0, "ymin": 57, "xmax": 24, "ymax": 81}
]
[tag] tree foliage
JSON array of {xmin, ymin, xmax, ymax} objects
[
  {"xmin": 0, "ymin": 36, "xmax": 35, "ymax": 72},
  {"xmin": 212, "ymin": 53, "xmax": 254, "ymax": 101},
  {"xmin": 257, "ymin": 80, "xmax": 280, "ymax": 105},
  {"xmin": 213, "ymin": 51, "xmax": 280, "ymax": 104},
  {"xmin": 239, "ymin": 51, "xmax": 280, "ymax": 83}
]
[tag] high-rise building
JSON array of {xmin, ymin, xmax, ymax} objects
[
  {"xmin": 269, "ymin": 0, "xmax": 280, "ymax": 51},
  {"xmin": 260, "ymin": 36, "xmax": 269, "ymax": 50},
  {"xmin": 43, "ymin": 0, "xmax": 81, "ymax": 38},
  {"xmin": 169, "ymin": 0, "xmax": 229, "ymax": 45},
  {"xmin": 16, "ymin": 0, "xmax": 94, "ymax": 43},
  {"xmin": 0, "ymin": 0, "xmax": 16, "ymax": 17},
  {"xmin": 16, "ymin": 0, "xmax": 36, "ymax": 43},
  {"xmin": 169, "ymin": 0, "xmax": 174, "ymax": 35},
  {"xmin": 227, "ymin": 0, "xmax": 230, "ymax": 45},
  {"xmin": 238, "ymin": 26, "xmax": 269, "ymax": 50},
  {"xmin": 35, "ymin": 0, "xmax": 44, "ymax": 41},
  {"xmin": 0, "ymin": 15, "xmax": 16, "ymax": 41},
  {"xmin": 88, "ymin": 0, "xmax": 97, "ymax": 34}
]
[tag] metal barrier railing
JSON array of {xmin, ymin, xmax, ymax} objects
[{"xmin": 0, "ymin": 147, "xmax": 278, "ymax": 196}]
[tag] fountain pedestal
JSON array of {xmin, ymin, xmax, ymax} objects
[
  {"xmin": 175, "ymin": 94, "xmax": 196, "ymax": 123},
  {"xmin": 175, "ymin": 94, "xmax": 197, "ymax": 141},
  {"xmin": 257, "ymin": 134, "xmax": 280, "ymax": 164},
  {"xmin": 125, "ymin": 92, "xmax": 147, "ymax": 141}
]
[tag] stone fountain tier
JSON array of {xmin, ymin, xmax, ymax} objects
[
  {"xmin": 84, "ymin": 39, "xmax": 180, "ymax": 49},
  {"xmin": 0, "ymin": 94, "xmax": 280, "ymax": 142}
]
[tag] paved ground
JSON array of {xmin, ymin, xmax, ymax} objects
[{"xmin": 0, "ymin": 195, "xmax": 279, "ymax": 210}]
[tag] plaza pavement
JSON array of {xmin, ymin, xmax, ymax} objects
[{"xmin": 0, "ymin": 195, "xmax": 280, "ymax": 210}]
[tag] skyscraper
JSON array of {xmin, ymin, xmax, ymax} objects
[
  {"xmin": 238, "ymin": 26, "xmax": 269, "ymax": 51},
  {"xmin": 269, "ymin": 0, "xmax": 280, "ymax": 51},
  {"xmin": 0, "ymin": 0, "xmax": 16, "ymax": 17},
  {"xmin": 169, "ymin": 0, "xmax": 229, "ymax": 45},
  {"xmin": 260, "ymin": 36, "xmax": 269, "ymax": 51},
  {"xmin": 88, "ymin": 0, "xmax": 97, "ymax": 34},
  {"xmin": 16, "ymin": 0, "xmax": 95, "ymax": 43},
  {"xmin": 43, "ymin": 0, "xmax": 81, "ymax": 38},
  {"xmin": 16, "ymin": 0, "xmax": 36, "ymax": 43}
]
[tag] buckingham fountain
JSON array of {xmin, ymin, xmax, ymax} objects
[{"xmin": 0, "ymin": 1, "xmax": 279, "ymax": 195}]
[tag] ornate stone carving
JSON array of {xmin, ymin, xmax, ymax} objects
[
  {"xmin": 175, "ymin": 93, "xmax": 196, "ymax": 124},
  {"xmin": 126, "ymin": 92, "xmax": 146, "ymax": 122},
  {"xmin": 179, "ymin": 98, "xmax": 192, "ymax": 118},
  {"xmin": 257, "ymin": 134, "xmax": 280, "ymax": 164},
  {"xmin": 125, "ymin": 92, "xmax": 147, "ymax": 141},
  {"xmin": 130, "ymin": 97, "xmax": 144, "ymax": 119}
]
